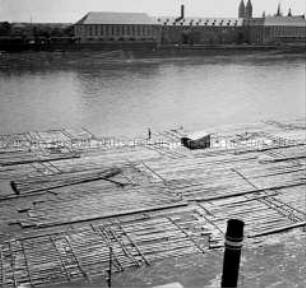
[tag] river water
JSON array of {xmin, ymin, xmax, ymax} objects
[
  {"xmin": 0, "ymin": 52, "xmax": 305, "ymax": 136},
  {"xmin": 0, "ymin": 53, "xmax": 305, "ymax": 288}
]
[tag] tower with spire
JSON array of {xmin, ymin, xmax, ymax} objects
[
  {"xmin": 245, "ymin": 0, "xmax": 253, "ymax": 19},
  {"xmin": 276, "ymin": 3, "xmax": 282, "ymax": 17},
  {"xmin": 238, "ymin": 0, "xmax": 246, "ymax": 18}
]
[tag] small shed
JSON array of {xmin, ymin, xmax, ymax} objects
[{"xmin": 181, "ymin": 131, "xmax": 211, "ymax": 150}]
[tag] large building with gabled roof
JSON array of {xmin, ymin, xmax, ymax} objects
[
  {"xmin": 247, "ymin": 6, "xmax": 306, "ymax": 44},
  {"xmin": 74, "ymin": 4, "xmax": 248, "ymax": 47},
  {"xmin": 74, "ymin": 11, "xmax": 161, "ymax": 45},
  {"xmin": 158, "ymin": 15, "xmax": 246, "ymax": 45},
  {"xmin": 74, "ymin": 1, "xmax": 305, "ymax": 48}
]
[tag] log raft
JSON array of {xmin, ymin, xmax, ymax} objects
[{"xmin": 0, "ymin": 118, "xmax": 305, "ymax": 287}]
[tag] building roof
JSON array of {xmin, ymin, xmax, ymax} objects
[
  {"xmin": 75, "ymin": 12, "xmax": 156, "ymax": 25},
  {"xmin": 247, "ymin": 17, "xmax": 265, "ymax": 26},
  {"xmin": 156, "ymin": 17, "xmax": 244, "ymax": 27},
  {"xmin": 75, "ymin": 11, "xmax": 305, "ymax": 27},
  {"xmin": 187, "ymin": 131, "xmax": 210, "ymax": 141},
  {"xmin": 263, "ymin": 15, "xmax": 306, "ymax": 27}
]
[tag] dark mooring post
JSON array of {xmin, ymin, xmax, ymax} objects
[{"xmin": 221, "ymin": 219, "xmax": 245, "ymax": 288}]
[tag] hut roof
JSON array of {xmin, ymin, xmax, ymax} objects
[{"xmin": 187, "ymin": 131, "xmax": 210, "ymax": 141}]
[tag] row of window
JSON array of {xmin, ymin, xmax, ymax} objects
[
  {"xmin": 249, "ymin": 26, "xmax": 305, "ymax": 41},
  {"xmin": 79, "ymin": 25, "xmax": 157, "ymax": 37},
  {"xmin": 163, "ymin": 26, "xmax": 240, "ymax": 32},
  {"xmin": 85, "ymin": 37, "xmax": 156, "ymax": 42},
  {"xmin": 164, "ymin": 22, "xmax": 239, "ymax": 27},
  {"xmin": 264, "ymin": 26, "xmax": 305, "ymax": 36}
]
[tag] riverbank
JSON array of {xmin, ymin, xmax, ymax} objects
[
  {"xmin": 1, "ymin": 45, "xmax": 305, "ymax": 69},
  {"xmin": 0, "ymin": 118, "xmax": 305, "ymax": 287}
]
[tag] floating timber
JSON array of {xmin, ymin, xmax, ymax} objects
[{"xmin": 0, "ymin": 118, "xmax": 305, "ymax": 287}]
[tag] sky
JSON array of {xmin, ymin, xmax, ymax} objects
[{"xmin": 0, "ymin": 0, "xmax": 305, "ymax": 23}]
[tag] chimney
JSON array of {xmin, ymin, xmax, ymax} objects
[
  {"xmin": 175, "ymin": 4, "xmax": 185, "ymax": 22},
  {"xmin": 181, "ymin": 5, "xmax": 185, "ymax": 19}
]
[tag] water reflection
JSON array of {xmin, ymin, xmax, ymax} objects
[{"xmin": 0, "ymin": 53, "xmax": 305, "ymax": 136}]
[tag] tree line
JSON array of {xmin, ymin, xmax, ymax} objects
[{"xmin": 0, "ymin": 22, "xmax": 74, "ymax": 38}]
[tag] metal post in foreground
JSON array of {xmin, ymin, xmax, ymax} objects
[{"xmin": 221, "ymin": 219, "xmax": 245, "ymax": 288}]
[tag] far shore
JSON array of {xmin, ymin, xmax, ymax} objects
[{"xmin": 0, "ymin": 45, "xmax": 305, "ymax": 69}]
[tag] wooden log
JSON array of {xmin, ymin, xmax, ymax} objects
[
  {"xmin": 167, "ymin": 217, "xmax": 207, "ymax": 254},
  {"xmin": 20, "ymin": 241, "xmax": 33, "ymax": 286},
  {"xmin": 0, "ymin": 248, "xmax": 5, "ymax": 286},
  {"xmin": 91, "ymin": 225, "xmax": 124, "ymax": 272},
  {"xmin": 105, "ymin": 226, "xmax": 140, "ymax": 267},
  {"xmin": 49, "ymin": 236, "xmax": 71, "ymax": 282},
  {"xmin": 7, "ymin": 241, "xmax": 17, "ymax": 287},
  {"xmin": 116, "ymin": 223, "xmax": 150, "ymax": 266},
  {"xmin": 248, "ymin": 221, "xmax": 306, "ymax": 238},
  {"xmin": 64, "ymin": 235, "xmax": 91, "ymax": 281},
  {"xmin": 35, "ymin": 203, "xmax": 188, "ymax": 229},
  {"xmin": 12, "ymin": 167, "xmax": 125, "ymax": 195},
  {"xmin": 0, "ymin": 152, "xmax": 81, "ymax": 167}
]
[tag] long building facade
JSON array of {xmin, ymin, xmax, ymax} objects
[
  {"xmin": 157, "ymin": 5, "xmax": 246, "ymax": 46},
  {"xmin": 248, "ymin": 15, "xmax": 306, "ymax": 45},
  {"xmin": 74, "ymin": 1, "xmax": 306, "ymax": 48},
  {"xmin": 74, "ymin": 12, "xmax": 161, "ymax": 45},
  {"xmin": 159, "ymin": 18, "xmax": 246, "ymax": 45}
]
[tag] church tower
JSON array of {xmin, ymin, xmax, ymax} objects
[
  {"xmin": 245, "ymin": 0, "xmax": 253, "ymax": 19},
  {"xmin": 238, "ymin": 0, "xmax": 246, "ymax": 18},
  {"xmin": 276, "ymin": 3, "xmax": 282, "ymax": 17}
]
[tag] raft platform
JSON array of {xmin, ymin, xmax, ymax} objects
[{"xmin": 0, "ymin": 118, "xmax": 305, "ymax": 287}]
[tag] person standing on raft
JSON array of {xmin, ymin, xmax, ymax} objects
[{"xmin": 148, "ymin": 128, "xmax": 152, "ymax": 140}]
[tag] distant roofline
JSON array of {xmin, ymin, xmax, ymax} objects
[
  {"xmin": 85, "ymin": 11, "xmax": 150, "ymax": 15},
  {"xmin": 75, "ymin": 11, "xmax": 155, "ymax": 25},
  {"xmin": 74, "ymin": 9, "xmax": 306, "ymax": 26},
  {"xmin": 265, "ymin": 14, "xmax": 305, "ymax": 18}
]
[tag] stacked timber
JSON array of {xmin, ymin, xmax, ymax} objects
[
  {"xmin": 10, "ymin": 167, "xmax": 123, "ymax": 195},
  {"xmin": 14, "ymin": 180, "xmax": 181, "ymax": 228}
]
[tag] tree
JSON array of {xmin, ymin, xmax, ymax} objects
[
  {"xmin": 0, "ymin": 22, "xmax": 12, "ymax": 36},
  {"xmin": 63, "ymin": 25, "xmax": 74, "ymax": 37}
]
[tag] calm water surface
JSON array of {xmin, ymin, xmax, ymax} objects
[{"xmin": 0, "ymin": 53, "xmax": 305, "ymax": 136}]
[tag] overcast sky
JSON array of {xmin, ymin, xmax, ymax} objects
[{"xmin": 0, "ymin": 0, "xmax": 305, "ymax": 23}]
